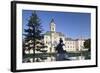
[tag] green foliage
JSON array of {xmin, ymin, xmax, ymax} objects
[
  {"xmin": 24, "ymin": 11, "xmax": 42, "ymax": 40},
  {"xmin": 84, "ymin": 39, "xmax": 91, "ymax": 51},
  {"xmin": 23, "ymin": 11, "xmax": 47, "ymax": 57}
]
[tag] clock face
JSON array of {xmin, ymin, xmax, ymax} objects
[{"xmin": 52, "ymin": 27, "xmax": 54, "ymax": 31}]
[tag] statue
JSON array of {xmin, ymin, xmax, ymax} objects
[
  {"xmin": 56, "ymin": 38, "xmax": 65, "ymax": 53},
  {"xmin": 55, "ymin": 38, "xmax": 69, "ymax": 61}
]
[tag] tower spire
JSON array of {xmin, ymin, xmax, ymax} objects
[
  {"xmin": 51, "ymin": 18, "xmax": 54, "ymax": 23},
  {"xmin": 50, "ymin": 18, "xmax": 56, "ymax": 32}
]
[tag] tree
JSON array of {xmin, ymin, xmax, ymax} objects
[
  {"xmin": 23, "ymin": 11, "xmax": 47, "ymax": 62},
  {"xmin": 84, "ymin": 39, "xmax": 91, "ymax": 51}
]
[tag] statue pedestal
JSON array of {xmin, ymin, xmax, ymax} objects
[{"xmin": 56, "ymin": 53, "xmax": 69, "ymax": 61}]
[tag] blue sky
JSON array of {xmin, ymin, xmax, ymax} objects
[{"xmin": 22, "ymin": 10, "xmax": 91, "ymax": 39}]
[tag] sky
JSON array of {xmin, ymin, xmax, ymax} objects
[{"xmin": 22, "ymin": 10, "xmax": 91, "ymax": 39}]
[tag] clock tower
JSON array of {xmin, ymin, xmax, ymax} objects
[{"xmin": 50, "ymin": 19, "xmax": 56, "ymax": 32}]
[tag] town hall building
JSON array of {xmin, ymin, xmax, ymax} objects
[
  {"xmin": 43, "ymin": 19, "xmax": 85, "ymax": 53},
  {"xmin": 24, "ymin": 19, "xmax": 85, "ymax": 54}
]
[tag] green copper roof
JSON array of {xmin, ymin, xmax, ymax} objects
[
  {"xmin": 44, "ymin": 31, "xmax": 64, "ymax": 36},
  {"xmin": 50, "ymin": 18, "xmax": 54, "ymax": 23}
]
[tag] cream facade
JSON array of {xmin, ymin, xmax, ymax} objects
[
  {"xmin": 44, "ymin": 19, "xmax": 85, "ymax": 53},
  {"xmin": 24, "ymin": 19, "xmax": 85, "ymax": 54}
]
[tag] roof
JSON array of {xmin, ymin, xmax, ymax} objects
[
  {"xmin": 44, "ymin": 31, "xmax": 64, "ymax": 37},
  {"xmin": 65, "ymin": 38, "xmax": 76, "ymax": 41},
  {"xmin": 56, "ymin": 32, "xmax": 64, "ymax": 36},
  {"xmin": 50, "ymin": 19, "xmax": 55, "ymax": 23},
  {"xmin": 65, "ymin": 38, "xmax": 85, "ymax": 41}
]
